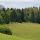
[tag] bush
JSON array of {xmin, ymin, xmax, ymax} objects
[{"xmin": 0, "ymin": 27, "xmax": 12, "ymax": 35}]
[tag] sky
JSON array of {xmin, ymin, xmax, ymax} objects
[{"xmin": 0, "ymin": 0, "xmax": 40, "ymax": 8}]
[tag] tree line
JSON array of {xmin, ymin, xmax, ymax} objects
[{"xmin": 0, "ymin": 7, "xmax": 40, "ymax": 24}]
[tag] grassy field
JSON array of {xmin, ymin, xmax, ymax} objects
[{"xmin": 0, "ymin": 23, "xmax": 40, "ymax": 40}]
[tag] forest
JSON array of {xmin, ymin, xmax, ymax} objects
[{"xmin": 0, "ymin": 7, "xmax": 40, "ymax": 24}]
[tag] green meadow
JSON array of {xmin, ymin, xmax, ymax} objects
[{"xmin": 0, "ymin": 23, "xmax": 40, "ymax": 40}]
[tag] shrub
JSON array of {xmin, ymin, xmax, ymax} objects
[{"xmin": 0, "ymin": 27, "xmax": 12, "ymax": 35}]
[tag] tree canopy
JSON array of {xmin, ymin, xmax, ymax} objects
[{"xmin": 0, "ymin": 7, "xmax": 40, "ymax": 24}]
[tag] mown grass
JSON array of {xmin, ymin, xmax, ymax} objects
[{"xmin": 0, "ymin": 23, "xmax": 40, "ymax": 40}]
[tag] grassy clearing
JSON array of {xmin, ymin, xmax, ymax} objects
[{"xmin": 0, "ymin": 23, "xmax": 40, "ymax": 40}]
